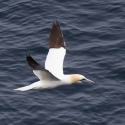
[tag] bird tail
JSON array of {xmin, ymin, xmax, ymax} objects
[
  {"xmin": 14, "ymin": 85, "xmax": 34, "ymax": 91},
  {"xmin": 14, "ymin": 81, "xmax": 41, "ymax": 91}
]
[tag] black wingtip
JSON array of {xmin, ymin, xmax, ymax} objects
[
  {"xmin": 26, "ymin": 55, "xmax": 39, "ymax": 69},
  {"xmin": 26, "ymin": 55, "xmax": 30, "ymax": 60},
  {"xmin": 49, "ymin": 21, "xmax": 66, "ymax": 49},
  {"xmin": 53, "ymin": 20, "xmax": 58, "ymax": 25}
]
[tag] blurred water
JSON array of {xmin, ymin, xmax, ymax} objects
[{"xmin": 0, "ymin": 0, "xmax": 125, "ymax": 125}]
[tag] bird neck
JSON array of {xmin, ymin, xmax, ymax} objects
[{"xmin": 61, "ymin": 74, "xmax": 79, "ymax": 84}]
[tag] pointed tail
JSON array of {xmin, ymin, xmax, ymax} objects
[
  {"xmin": 14, "ymin": 85, "xmax": 34, "ymax": 91},
  {"xmin": 14, "ymin": 81, "xmax": 41, "ymax": 91}
]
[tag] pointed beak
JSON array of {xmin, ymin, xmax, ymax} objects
[{"xmin": 84, "ymin": 78, "xmax": 94, "ymax": 83}]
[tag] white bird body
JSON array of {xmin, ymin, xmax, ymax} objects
[
  {"xmin": 14, "ymin": 75, "xmax": 78, "ymax": 91},
  {"xmin": 14, "ymin": 21, "xmax": 93, "ymax": 91}
]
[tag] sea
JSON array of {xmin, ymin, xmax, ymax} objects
[{"xmin": 0, "ymin": 0, "xmax": 125, "ymax": 125}]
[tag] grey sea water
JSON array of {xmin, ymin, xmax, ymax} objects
[{"xmin": 0, "ymin": 0, "xmax": 125, "ymax": 125}]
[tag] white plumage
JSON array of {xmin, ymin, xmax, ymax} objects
[
  {"xmin": 45, "ymin": 47, "xmax": 66, "ymax": 79},
  {"xmin": 14, "ymin": 21, "xmax": 93, "ymax": 91}
]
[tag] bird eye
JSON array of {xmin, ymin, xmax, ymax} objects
[
  {"xmin": 83, "ymin": 78, "xmax": 86, "ymax": 81},
  {"xmin": 80, "ymin": 79, "xmax": 84, "ymax": 81}
]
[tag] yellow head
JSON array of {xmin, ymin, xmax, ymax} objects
[{"xmin": 70, "ymin": 74, "xmax": 94, "ymax": 83}]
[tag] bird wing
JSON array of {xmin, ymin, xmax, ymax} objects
[
  {"xmin": 45, "ymin": 21, "xmax": 66, "ymax": 79},
  {"xmin": 26, "ymin": 55, "xmax": 59, "ymax": 81}
]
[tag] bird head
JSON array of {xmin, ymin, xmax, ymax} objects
[{"xmin": 71, "ymin": 74, "xmax": 94, "ymax": 83}]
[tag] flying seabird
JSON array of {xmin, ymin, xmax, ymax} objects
[{"xmin": 15, "ymin": 21, "xmax": 94, "ymax": 91}]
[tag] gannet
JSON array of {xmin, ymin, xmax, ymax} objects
[{"xmin": 15, "ymin": 21, "xmax": 94, "ymax": 91}]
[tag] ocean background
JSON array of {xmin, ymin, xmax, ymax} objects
[{"xmin": 0, "ymin": 0, "xmax": 125, "ymax": 125}]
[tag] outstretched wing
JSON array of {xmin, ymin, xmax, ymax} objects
[
  {"xmin": 45, "ymin": 21, "xmax": 66, "ymax": 79},
  {"xmin": 26, "ymin": 55, "xmax": 59, "ymax": 81}
]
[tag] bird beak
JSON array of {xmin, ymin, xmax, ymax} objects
[{"xmin": 84, "ymin": 78, "xmax": 94, "ymax": 83}]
